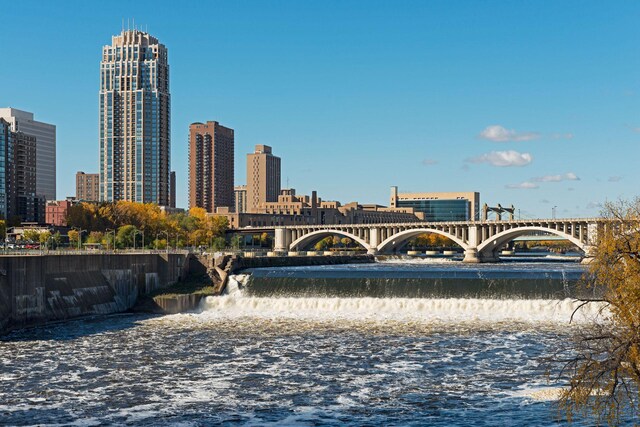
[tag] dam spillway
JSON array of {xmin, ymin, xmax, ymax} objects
[{"xmin": 238, "ymin": 260, "xmax": 595, "ymax": 300}]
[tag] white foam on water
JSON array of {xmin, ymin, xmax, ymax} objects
[
  {"xmin": 511, "ymin": 386, "xmax": 566, "ymax": 402},
  {"xmin": 376, "ymin": 257, "xmax": 460, "ymax": 264},
  {"xmin": 200, "ymin": 286, "xmax": 607, "ymax": 324}
]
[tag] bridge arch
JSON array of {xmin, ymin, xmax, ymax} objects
[
  {"xmin": 377, "ymin": 228, "xmax": 468, "ymax": 254},
  {"xmin": 476, "ymin": 226, "xmax": 585, "ymax": 259},
  {"xmin": 289, "ymin": 229, "xmax": 371, "ymax": 251}
]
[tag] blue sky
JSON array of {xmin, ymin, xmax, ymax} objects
[{"xmin": 1, "ymin": 0, "xmax": 638, "ymax": 217}]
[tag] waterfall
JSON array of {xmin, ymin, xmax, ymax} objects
[{"xmin": 200, "ymin": 274, "xmax": 606, "ymax": 324}]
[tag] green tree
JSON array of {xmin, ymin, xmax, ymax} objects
[
  {"xmin": 155, "ymin": 238, "xmax": 167, "ymax": 250},
  {"xmin": 230, "ymin": 234, "xmax": 243, "ymax": 250},
  {"xmin": 38, "ymin": 231, "xmax": 52, "ymax": 248},
  {"xmin": 86, "ymin": 231, "xmax": 104, "ymax": 244},
  {"xmin": 116, "ymin": 225, "xmax": 137, "ymax": 249},
  {"xmin": 314, "ymin": 239, "xmax": 328, "ymax": 251},
  {"xmin": 52, "ymin": 231, "xmax": 62, "ymax": 249},
  {"xmin": 559, "ymin": 198, "xmax": 640, "ymax": 424},
  {"xmin": 22, "ymin": 229, "xmax": 41, "ymax": 242},
  {"xmin": 67, "ymin": 230, "xmax": 80, "ymax": 249},
  {"xmin": 210, "ymin": 237, "xmax": 226, "ymax": 251}
]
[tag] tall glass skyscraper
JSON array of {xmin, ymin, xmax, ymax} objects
[{"xmin": 99, "ymin": 29, "xmax": 170, "ymax": 205}]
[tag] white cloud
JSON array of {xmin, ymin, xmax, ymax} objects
[
  {"xmin": 550, "ymin": 133, "xmax": 574, "ymax": 140},
  {"xmin": 421, "ymin": 158, "xmax": 438, "ymax": 166},
  {"xmin": 532, "ymin": 172, "xmax": 580, "ymax": 182},
  {"xmin": 467, "ymin": 150, "xmax": 533, "ymax": 167},
  {"xmin": 505, "ymin": 182, "xmax": 539, "ymax": 189},
  {"xmin": 478, "ymin": 125, "xmax": 540, "ymax": 142},
  {"xmin": 608, "ymin": 176, "xmax": 622, "ymax": 182}
]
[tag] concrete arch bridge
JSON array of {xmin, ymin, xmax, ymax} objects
[{"xmin": 271, "ymin": 218, "xmax": 606, "ymax": 262}]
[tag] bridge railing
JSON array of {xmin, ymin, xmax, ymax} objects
[{"xmin": 246, "ymin": 217, "xmax": 604, "ymax": 230}]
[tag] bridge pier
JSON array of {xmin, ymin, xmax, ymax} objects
[
  {"xmin": 463, "ymin": 247, "xmax": 499, "ymax": 263},
  {"xmin": 463, "ymin": 248, "xmax": 480, "ymax": 263},
  {"xmin": 274, "ymin": 228, "xmax": 291, "ymax": 252}
]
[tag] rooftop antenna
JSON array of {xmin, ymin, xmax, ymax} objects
[
  {"xmin": 121, "ymin": 18, "xmax": 124, "ymax": 33},
  {"xmin": 127, "ymin": 18, "xmax": 130, "ymax": 31},
  {"xmin": 133, "ymin": 17, "xmax": 135, "ymax": 31},
  {"xmin": 286, "ymin": 177, "xmax": 290, "ymax": 188}
]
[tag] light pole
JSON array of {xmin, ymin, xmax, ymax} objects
[
  {"xmin": 73, "ymin": 227, "xmax": 87, "ymax": 251},
  {"xmin": 159, "ymin": 231, "xmax": 169, "ymax": 254},
  {"xmin": 106, "ymin": 228, "xmax": 116, "ymax": 251},
  {"xmin": 133, "ymin": 229, "xmax": 145, "ymax": 251},
  {"xmin": 552, "ymin": 206, "xmax": 557, "ymax": 219}
]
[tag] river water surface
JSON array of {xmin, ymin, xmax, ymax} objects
[{"xmin": 0, "ymin": 260, "xmax": 623, "ymax": 425}]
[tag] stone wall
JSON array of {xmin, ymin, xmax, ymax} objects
[{"xmin": 0, "ymin": 253, "xmax": 190, "ymax": 334}]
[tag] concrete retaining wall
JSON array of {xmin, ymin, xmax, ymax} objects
[
  {"xmin": 0, "ymin": 253, "xmax": 190, "ymax": 335},
  {"xmin": 235, "ymin": 254, "xmax": 374, "ymax": 271}
]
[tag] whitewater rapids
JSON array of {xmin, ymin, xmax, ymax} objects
[{"xmin": 199, "ymin": 275, "xmax": 607, "ymax": 324}]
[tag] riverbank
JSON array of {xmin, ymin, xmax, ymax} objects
[
  {"xmin": 133, "ymin": 254, "xmax": 376, "ymax": 314},
  {"xmin": 0, "ymin": 253, "xmax": 189, "ymax": 335},
  {"xmin": 0, "ymin": 253, "xmax": 376, "ymax": 334}
]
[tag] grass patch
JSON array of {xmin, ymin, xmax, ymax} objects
[{"xmin": 148, "ymin": 274, "xmax": 216, "ymax": 298}]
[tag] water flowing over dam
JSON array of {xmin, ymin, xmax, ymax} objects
[
  {"xmin": 237, "ymin": 259, "xmax": 595, "ymax": 299},
  {"xmin": 202, "ymin": 260, "xmax": 603, "ymax": 324},
  {"xmin": 0, "ymin": 260, "xmax": 614, "ymax": 426}
]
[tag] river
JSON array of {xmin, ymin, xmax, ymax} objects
[{"xmin": 0, "ymin": 259, "xmax": 623, "ymax": 425}]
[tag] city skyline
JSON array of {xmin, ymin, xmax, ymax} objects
[{"xmin": 1, "ymin": 1, "xmax": 638, "ymax": 217}]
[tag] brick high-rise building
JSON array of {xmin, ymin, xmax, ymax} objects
[
  {"xmin": 188, "ymin": 121, "xmax": 234, "ymax": 213},
  {"xmin": 246, "ymin": 145, "xmax": 281, "ymax": 213},
  {"xmin": 0, "ymin": 108, "xmax": 56, "ymax": 201},
  {"xmin": 99, "ymin": 30, "xmax": 170, "ymax": 205},
  {"xmin": 45, "ymin": 199, "xmax": 74, "ymax": 227},
  {"xmin": 76, "ymin": 171, "xmax": 100, "ymax": 202}
]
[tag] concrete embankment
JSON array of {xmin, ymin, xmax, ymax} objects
[
  {"xmin": 0, "ymin": 253, "xmax": 189, "ymax": 335},
  {"xmin": 140, "ymin": 254, "xmax": 375, "ymax": 313},
  {"xmin": 235, "ymin": 254, "xmax": 374, "ymax": 271},
  {"xmin": 0, "ymin": 253, "xmax": 375, "ymax": 334}
]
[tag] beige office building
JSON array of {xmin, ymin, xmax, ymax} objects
[
  {"xmin": 188, "ymin": 121, "xmax": 234, "ymax": 212},
  {"xmin": 76, "ymin": 171, "xmax": 100, "ymax": 202},
  {"xmin": 246, "ymin": 145, "xmax": 280, "ymax": 213},
  {"xmin": 214, "ymin": 188, "xmax": 421, "ymax": 229}
]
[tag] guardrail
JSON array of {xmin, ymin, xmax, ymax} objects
[{"xmin": 0, "ymin": 248, "xmax": 192, "ymax": 256}]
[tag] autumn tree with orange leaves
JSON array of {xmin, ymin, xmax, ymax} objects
[
  {"xmin": 66, "ymin": 202, "xmax": 228, "ymax": 249},
  {"xmin": 558, "ymin": 198, "xmax": 640, "ymax": 425}
]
